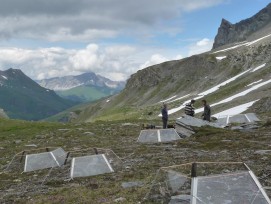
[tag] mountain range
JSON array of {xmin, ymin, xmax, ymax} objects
[
  {"xmin": 0, "ymin": 68, "xmax": 76, "ymax": 120},
  {"xmin": 37, "ymin": 72, "xmax": 125, "ymax": 102}
]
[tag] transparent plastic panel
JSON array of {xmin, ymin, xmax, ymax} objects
[
  {"xmin": 175, "ymin": 124, "xmax": 195, "ymax": 138},
  {"xmin": 169, "ymin": 195, "xmax": 191, "ymax": 204},
  {"xmin": 145, "ymin": 163, "xmax": 271, "ymax": 204},
  {"xmin": 24, "ymin": 152, "xmax": 58, "ymax": 172},
  {"xmin": 217, "ymin": 117, "xmax": 228, "ymax": 126},
  {"xmin": 138, "ymin": 130, "xmax": 159, "ymax": 143},
  {"xmin": 196, "ymin": 172, "xmax": 269, "ymax": 204},
  {"xmin": 246, "ymin": 113, "xmax": 260, "ymax": 122},
  {"xmin": 229, "ymin": 114, "xmax": 248, "ymax": 124},
  {"xmin": 51, "ymin": 147, "xmax": 67, "ymax": 166},
  {"xmin": 146, "ymin": 165, "xmax": 192, "ymax": 203},
  {"xmin": 167, "ymin": 170, "xmax": 188, "ymax": 193},
  {"xmin": 70, "ymin": 154, "xmax": 114, "ymax": 178},
  {"xmin": 160, "ymin": 129, "xmax": 181, "ymax": 142},
  {"xmin": 176, "ymin": 116, "xmax": 221, "ymax": 128}
]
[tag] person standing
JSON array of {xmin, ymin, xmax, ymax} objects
[
  {"xmin": 185, "ymin": 100, "xmax": 196, "ymax": 117},
  {"xmin": 202, "ymin": 99, "xmax": 211, "ymax": 122},
  {"xmin": 161, "ymin": 103, "xmax": 168, "ymax": 129}
]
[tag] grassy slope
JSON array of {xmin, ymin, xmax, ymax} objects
[
  {"xmin": 77, "ymin": 44, "xmax": 271, "ymax": 122},
  {"xmin": 56, "ymin": 85, "xmax": 119, "ymax": 102},
  {"xmin": 0, "ymin": 118, "xmax": 271, "ymax": 203}
]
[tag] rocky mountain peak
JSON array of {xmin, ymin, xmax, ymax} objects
[{"xmin": 213, "ymin": 3, "xmax": 271, "ymax": 49}]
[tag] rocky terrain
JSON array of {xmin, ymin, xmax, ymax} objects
[
  {"xmin": 213, "ymin": 3, "xmax": 271, "ymax": 49},
  {"xmin": 0, "ymin": 118, "xmax": 270, "ymax": 203}
]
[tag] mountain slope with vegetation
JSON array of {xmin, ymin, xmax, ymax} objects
[
  {"xmin": 76, "ymin": 4, "xmax": 271, "ymax": 122},
  {"xmin": 0, "ymin": 69, "xmax": 76, "ymax": 120}
]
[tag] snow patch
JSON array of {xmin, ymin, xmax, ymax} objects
[
  {"xmin": 246, "ymin": 79, "xmax": 263, "ymax": 87},
  {"xmin": 105, "ymin": 82, "xmax": 117, "ymax": 88},
  {"xmin": 1, "ymin": 75, "xmax": 7, "ymax": 80},
  {"xmin": 212, "ymin": 33, "xmax": 271, "ymax": 54},
  {"xmin": 216, "ymin": 56, "xmax": 227, "ymax": 60},
  {"xmin": 250, "ymin": 63, "xmax": 266, "ymax": 72},
  {"xmin": 213, "ymin": 100, "xmax": 259, "ymax": 118},
  {"xmin": 198, "ymin": 69, "xmax": 251, "ymax": 96},
  {"xmin": 159, "ymin": 95, "xmax": 202, "ymax": 116},
  {"xmin": 162, "ymin": 68, "xmax": 251, "ymax": 116},
  {"xmin": 246, "ymin": 33, "xmax": 271, "ymax": 46},
  {"xmin": 159, "ymin": 95, "xmax": 177, "ymax": 103},
  {"xmin": 212, "ymin": 79, "xmax": 271, "ymax": 105},
  {"xmin": 53, "ymin": 83, "xmax": 84, "ymax": 91},
  {"xmin": 194, "ymin": 79, "xmax": 271, "ymax": 114},
  {"xmin": 212, "ymin": 43, "xmax": 247, "ymax": 54},
  {"xmin": 167, "ymin": 94, "xmax": 191, "ymax": 103}
]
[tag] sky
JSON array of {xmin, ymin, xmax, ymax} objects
[{"xmin": 0, "ymin": 0, "xmax": 270, "ymax": 81}]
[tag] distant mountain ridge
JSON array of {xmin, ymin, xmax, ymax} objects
[
  {"xmin": 0, "ymin": 68, "xmax": 76, "ymax": 120},
  {"xmin": 213, "ymin": 3, "xmax": 271, "ymax": 49},
  {"xmin": 37, "ymin": 72, "xmax": 125, "ymax": 91},
  {"xmin": 37, "ymin": 72, "xmax": 126, "ymax": 103}
]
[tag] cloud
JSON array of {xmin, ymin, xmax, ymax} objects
[
  {"xmin": 0, "ymin": 44, "xmax": 140, "ymax": 81},
  {"xmin": 140, "ymin": 54, "xmax": 169, "ymax": 69},
  {"xmin": 0, "ymin": 0, "xmax": 225, "ymax": 41},
  {"xmin": 188, "ymin": 38, "xmax": 214, "ymax": 56},
  {"xmin": 0, "ymin": 37, "xmax": 215, "ymax": 82}
]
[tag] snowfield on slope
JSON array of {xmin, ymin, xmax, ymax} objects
[
  {"xmin": 159, "ymin": 95, "xmax": 177, "ymax": 103},
  {"xmin": 251, "ymin": 64, "xmax": 266, "ymax": 72},
  {"xmin": 198, "ymin": 69, "xmax": 252, "ymax": 96},
  {"xmin": 212, "ymin": 100, "xmax": 259, "ymax": 117},
  {"xmin": 1, "ymin": 75, "xmax": 7, "ymax": 80},
  {"xmin": 159, "ymin": 61, "xmax": 269, "ymax": 117},
  {"xmin": 246, "ymin": 79, "xmax": 263, "ymax": 87},
  {"xmin": 167, "ymin": 94, "xmax": 191, "ymax": 104},
  {"xmin": 216, "ymin": 56, "xmax": 227, "ymax": 60},
  {"xmin": 194, "ymin": 79, "xmax": 271, "ymax": 114},
  {"xmin": 212, "ymin": 33, "xmax": 271, "ymax": 54}
]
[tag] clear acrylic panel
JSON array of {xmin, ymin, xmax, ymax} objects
[
  {"xmin": 24, "ymin": 148, "xmax": 67, "ymax": 172},
  {"xmin": 196, "ymin": 172, "xmax": 269, "ymax": 204},
  {"xmin": 229, "ymin": 114, "xmax": 248, "ymax": 124},
  {"xmin": 138, "ymin": 130, "xmax": 159, "ymax": 143},
  {"xmin": 51, "ymin": 147, "xmax": 67, "ymax": 166},
  {"xmin": 160, "ymin": 129, "xmax": 181, "ymax": 142},
  {"xmin": 70, "ymin": 154, "xmax": 114, "ymax": 179},
  {"xmin": 24, "ymin": 152, "xmax": 58, "ymax": 172}
]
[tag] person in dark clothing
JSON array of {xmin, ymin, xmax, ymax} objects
[
  {"xmin": 161, "ymin": 103, "xmax": 168, "ymax": 129},
  {"xmin": 202, "ymin": 99, "xmax": 211, "ymax": 122},
  {"xmin": 184, "ymin": 100, "xmax": 196, "ymax": 116}
]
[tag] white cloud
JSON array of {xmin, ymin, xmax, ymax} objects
[
  {"xmin": 188, "ymin": 38, "xmax": 214, "ymax": 56},
  {"xmin": 0, "ymin": 44, "xmax": 140, "ymax": 81},
  {"xmin": 0, "ymin": 37, "xmax": 213, "ymax": 82},
  {"xmin": 0, "ymin": 0, "xmax": 226, "ymax": 41},
  {"xmin": 140, "ymin": 54, "xmax": 169, "ymax": 69}
]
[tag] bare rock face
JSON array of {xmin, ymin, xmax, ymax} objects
[{"xmin": 213, "ymin": 3, "xmax": 271, "ymax": 49}]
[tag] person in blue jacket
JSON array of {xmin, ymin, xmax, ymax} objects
[{"xmin": 161, "ymin": 103, "xmax": 168, "ymax": 129}]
